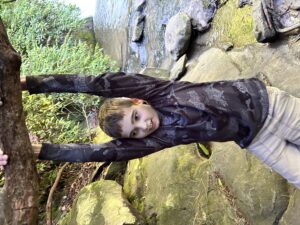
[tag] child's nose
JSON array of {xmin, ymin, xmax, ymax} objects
[{"xmin": 137, "ymin": 121, "xmax": 148, "ymax": 131}]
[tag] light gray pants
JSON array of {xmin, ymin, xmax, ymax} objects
[{"xmin": 248, "ymin": 86, "xmax": 300, "ymax": 189}]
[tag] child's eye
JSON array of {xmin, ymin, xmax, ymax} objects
[{"xmin": 131, "ymin": 130, "xmax": 137, "ymax": 137}]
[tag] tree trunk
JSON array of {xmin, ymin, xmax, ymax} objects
[{"xmin": 0, "ymin": 18, "xmax": 39, "ymax": 225}]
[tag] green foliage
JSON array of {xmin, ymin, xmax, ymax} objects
[
  {"xmin": 21, "ymin": 37, "xmax": 115, "ymax": 74},
  {"xmin": 0, "ymin": 0, "xmax": 82, "ymax": 53},
  {"xmin": 22, "ymin": 38, "xmax": 117, "ymax": 143},
  {"xmin": 23, "ymin": 92, "xmax": 90, "ymax": 143},
  {"xmin": 1, "ymin": 0, "xmax": 118, "ymax": 144}
]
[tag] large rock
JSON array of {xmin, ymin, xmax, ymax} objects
[
  {"xmin": 252, "ymin": 0, "xmax": 300, "ymax": 42},
  {"xmin": 183, "ymin": 0, "xmax": 217, "ymax": 31},
  {"xmin": 181, "ymin": 47, "xmax": 241, "ymax": 82},
  {"xmin": 210, "ymin": 142, "xmax": 289, "ymax": 225},
  {"xmin": 59, "ymin": 180, "xmax": 145, "ymax": 225},
  {"xmin": 181, "ymin": 43, "xmax": 300, "ymax": 98},
  {"xmin": 165, "ymin": 12, "xmax": 192, "ymax": 60},
  {"xmin": 227, "ymin": 41, "xmax": 300, "ymax": 97},
  {"xmin": 94, "ymin": 0, "xmax": 219, "ymax": 71},
  {"xmin": 124, "ymin": 144, "xmax": 255, "ymax": 225}
]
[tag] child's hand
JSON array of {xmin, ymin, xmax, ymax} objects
[{"xmin": 0, "ymin": 150, "xmax": 8, "ymax": 169}]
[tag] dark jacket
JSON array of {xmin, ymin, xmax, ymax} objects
[{"xmin": 26, "ymin": 72, "xmax": 269, "ymax": 162}]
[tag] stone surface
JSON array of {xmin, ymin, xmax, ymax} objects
[
  {"xmin": 59, "ymin": 180, "xmax": 144, "ymax": 225},
  {"xmin": 252, "ymin": 0, "xmax": 277, "ymax": 42},
  {"xmin": 279, "ymin": 189, "xmax": 300, "ymax": 225},
  {"xmin": 227, "ymin": 42, "xmax": 300, "ymax": 97},
  {"xmin": 140, "ymin": 67, "xmax": 170, "ymax": 80},
  {"xmin": 169, "ymin": 54, "xmax": 187, "ymax": 81},
  {"xmin": 131, "ymin": 12, "xmax": 145, "ymax": 42},
  {"xmin": 181, "ymin": 47, "xmax": 241, "ymax": 82},
  {"xmin": 210, "ymin": 142, "xmax": 289, "ymax": 225},
  {"xmin": 165, "ymin": 12, "xmax": 192, "ymax": 60},
  {"xmin": 123, "ymin": 144, "xmax": 251, "ymax": 225},
  {"xmin": 183, "ymin": 0, "xmax": 217, "ymax": 31},
  {"xmin": 252, "ymin": 0, "xmax": 300, "ymax": 42}
]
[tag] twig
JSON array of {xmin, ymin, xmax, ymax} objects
[
  {"xmin": 89, "ymin": 161, "xmax": 111, "ymax": 183},
  {"xmin": 82, "ymin": 104, "xmax": 92, "ymax": 142},
  {"xmin": 46, "ymin": 162, "xmax": 70, "ymax": 225}
]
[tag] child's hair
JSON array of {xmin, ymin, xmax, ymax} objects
[{"xmin": 98, "ymin": 98, "xmax": 135, "ymax": 138}]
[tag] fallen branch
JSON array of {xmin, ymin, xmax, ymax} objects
[
  {"xmin": 89, "ymin": 161, "xmax": 111, "ymax": 183},
  {"xmin": 46, "ymin": 162, "xmax": 70, "ymax": 225}
]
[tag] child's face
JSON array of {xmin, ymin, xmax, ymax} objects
[{"xmin": 119, "ymin": 100, "xmax": 160, "ymax": 139}]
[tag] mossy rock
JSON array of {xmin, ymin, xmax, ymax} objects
[
  {"xmin": 123, "ymin": 144, "xmax": 248, "ymax": 225},
  {"xmin": 209, "ymin": 0, "xmax": 256, "ymax": 47},
  {"xmin": 58, "ymin": 180, "xmax": 144, "ymax": 225}
]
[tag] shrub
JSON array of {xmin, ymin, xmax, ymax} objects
[
  {"xmin": 22, "ymin": 38, "xmax": 118, "ymax": 143},
  {"xmin": 1, "ymin": 0, "xmax": 118, "ymax": 143},
  {"xmin": 0, "ymin": 0, "xmax": 82, "ymax": 53}
]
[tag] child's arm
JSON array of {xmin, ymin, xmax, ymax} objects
[
  {"xmin": 0, "ymin": 144, "xmax": 41, "ymax": 168},
  {"xmin": 24, "ymin": 72, "xmax": 171, "ymax": 100},
  {"xmin": 0, "ymin": 138, "xmax": 166, "ymax": 163},
  {"xmin": 38, "ymin": 137, "xmax": 168, "ymax": 162}
]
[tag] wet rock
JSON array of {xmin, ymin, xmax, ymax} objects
[
  {"xmin": 133, "ymin": 0, "xmax": 146, "ymax": 12},
  {"xmin": 131, "ymin": 13, "xmax": 145, "ymax": 42},
  {"xmin": 59, "ymin": 180, "xmax": 145, "ymax": 225},
  {"xmin": 165, "ymin": 12, "xmax": 192, "ymax": 60},
  {"xmin": 131, "ymin": 0, "xmax": 146, "ymax": 43},
  {"xmin": 183, "ymin": 0, "xmax": 217, "ymax": 32},
  {"xmin": 169, "ymin": 54, "xmax": 187, "ymax": 81}
]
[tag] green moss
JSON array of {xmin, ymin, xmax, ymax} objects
[
  {"xmin": 123, "ymin": 159, "xmax": 146, "ymax": 213},
  {"xmin": 210, "ymin": 0, "xmax": 256, "ymax": 47},
  {"xmin": 93, "ymin": 127, "xmax": 113, "ymax": 144}
]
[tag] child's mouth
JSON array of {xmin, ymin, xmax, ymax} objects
[{"xmin": 149, "ymin": 119, "xmax": 154, "ymax": 131}]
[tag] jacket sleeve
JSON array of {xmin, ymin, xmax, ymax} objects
[
  {"xmin": 26, "ymin": 72, "xmax": 172, "ymax": 101},
  {"xmin": 38, "ymin": 136, "xmax": 169, "ymax": 162}
]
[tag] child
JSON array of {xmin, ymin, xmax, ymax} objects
[{"xmin": 1, "ymin": 72, "xmax": 299, "ymax": 189}]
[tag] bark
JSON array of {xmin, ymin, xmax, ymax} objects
[{"xmin": 0, "ymin": 18, "xmax": 39, "ymax": 225}]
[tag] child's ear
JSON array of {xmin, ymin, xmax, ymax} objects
[{"xmin": 130, "ymin": 98, "xmax": 147, "ymax": 105}]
